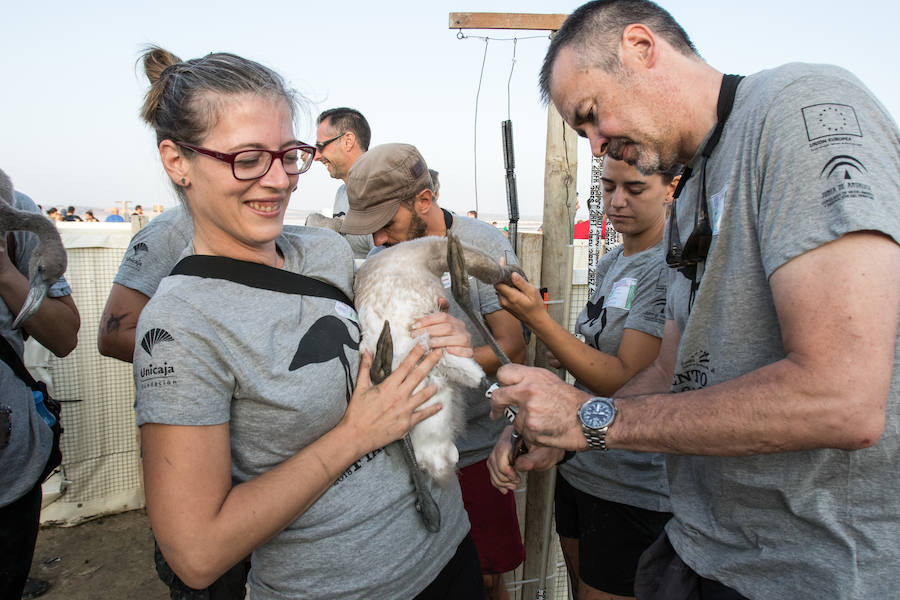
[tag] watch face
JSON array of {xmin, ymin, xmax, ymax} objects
[{"xmin": 579, "ymin": 398, "xmax": 615, "ymax": 429}]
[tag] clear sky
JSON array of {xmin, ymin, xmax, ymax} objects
[{"xmin": 1, "ymin": 0, "xmax": 897, "ymax": 222}]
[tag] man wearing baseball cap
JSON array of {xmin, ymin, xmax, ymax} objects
[{"xmin": 342, "ymin": 143, "xmax": 526, "ymax": 599}]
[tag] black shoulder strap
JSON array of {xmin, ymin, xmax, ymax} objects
[
  {"xmin": 170, "ymin": 255, "xmax": 353, "ymax": 307},
  {"xmin": 0, "ymin": 332, "xmax": 39, "ymax": 390},
  {"xmin": 701, "ymin": 73, "xmax": 744, "ymax": 158},
  {"xmin": 442, "ymin": 207, "xmax": 454, "ymax": 230}
]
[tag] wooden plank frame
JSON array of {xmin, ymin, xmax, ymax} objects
[{"xmin": 449, "ymin": 12, "xmax": 568, "ymax": 31}]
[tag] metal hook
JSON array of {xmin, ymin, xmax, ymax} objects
[{"xmin": 457, "ymin": 29, "xmax": 465, "ymax": 39}]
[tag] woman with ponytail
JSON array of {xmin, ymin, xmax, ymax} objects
[{"xmin": 133, "ymin": 47, "xmax": 482, "ymax": 600}]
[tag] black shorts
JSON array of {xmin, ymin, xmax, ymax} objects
[
  {"xmin": 636, "ymin": 532, "xmax": 750, "ymax": 600},
  {"xmin": 555, "ymin": 474, "xmax": 671, "ymax": 596}
]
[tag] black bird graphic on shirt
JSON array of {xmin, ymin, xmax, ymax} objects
[
  {"xmin": 289, "ymin": 315, "xmax": 360, "ymax": 403},
  {"xmin": 583, "ymin": 295, "xmax": 608, "ymax": 348}
]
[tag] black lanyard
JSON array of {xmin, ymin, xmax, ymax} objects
[
  {"xmin": 668, "ymin": 74, "xmax": 744, "ymax": 213},
  {"xmin": 666, "ymin": 74, "xmax": 744, "ymax": 309}
]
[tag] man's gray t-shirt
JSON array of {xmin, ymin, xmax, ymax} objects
[
  {"xmin": 134, "ymin": 227, "xmax": 467, "ymax": 600},
  {"xmin": 113, "ymin": 205, "xmax": 192, "ymax": 298},
  {"xmin": 0, "ymin": 191, "xmax": 73, "ymax": 507},
  {"xmin": 333, "ymin": 184, "xmax": 374, "ymax": 259},
  {"xmin": 332, "ymin": 183, "xmax": 349, "ymax": 217},
  {"xmin": 664, "ymin": 63, "xmax": 900, "ymax": 599},
  {"xmin": 560, "ymin": 243, "xmax": 670, "ymax": 513},
  {"xmin": 445, "ymin": 215, "xmax": 521, "ymax": 467}
]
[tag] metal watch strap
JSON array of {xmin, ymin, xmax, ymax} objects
[{"xmin": 581, "ymin": 423, "xmax": 609, "ymax": 451}]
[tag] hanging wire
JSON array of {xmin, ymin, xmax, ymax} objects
[
  {"xmin": 472, "ymin": 37, "xmax": 489, "ymax": 214},
  {"xmin": 458, "ymin": 30, "xmax": 550, "ymax": 215},
  {"xmin": 506, "ymin": 38, "xmax": 517, "ymax": 121},
  {"xmin": 458, "ymin": 30, "xmax": 549, "ymax": 42}
]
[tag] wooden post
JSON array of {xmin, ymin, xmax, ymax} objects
[
  {"xmin": 515, "ymin": 231, "xmax": 544, "ymax": 367},
  {"xmin": 519, "ymin": 103, "xmax": 578, "ymax": 600}
]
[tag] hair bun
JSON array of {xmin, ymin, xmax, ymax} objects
[{"xmin": 141, "ymin": 45, "xmax": 182, "ymax": 85}]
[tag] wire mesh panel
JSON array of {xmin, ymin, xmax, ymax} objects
[{"xmin": 38, "ymin": 227, "xmax": 143, "ymax": 524}]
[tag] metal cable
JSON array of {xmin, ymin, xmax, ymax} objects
[{"xmin": 472, "ymin": 37, "xmax": 489, "ymax": 214}]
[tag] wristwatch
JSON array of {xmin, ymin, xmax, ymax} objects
[{"xmin": 578, "ymin": 397, "xmax": 616, "ymax": 450}]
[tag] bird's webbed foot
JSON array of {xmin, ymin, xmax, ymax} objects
[{"xmin": 370, "ymin": 320, "xmax": 393, "ymax": 385}]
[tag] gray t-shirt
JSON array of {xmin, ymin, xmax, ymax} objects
[
  {"xmin": 0, "ymin": 191, "xmax": 73, "ymax": 507},
  {"xmin": 113, "ymin": 204, "xmax": 192, "ymax": 297},
  {"xmin": 664, "ymin": 64, "xmax": 900, "ymax": 598},
  {"xmin": 333, "ymin": 183, "xmax": 375, "ymax": 260},
  {"xmin": 445, "ymin": 215, "xmax": 521, "ymax": 467},
  {"xmin": 332, "ymin": 183, "xmax": 349, "ymax": 217},
  {"xmin": 134, "ymin": 227, "xmax": 467, "ymax": 599},
  {"xmin": 560, "ymin": 243, "xmax": 670, "ymax": 513}
]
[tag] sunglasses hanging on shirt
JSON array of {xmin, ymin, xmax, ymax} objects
[{"xmin": 665, "ymin": 74, "xmax": 744, "ymax": 287}]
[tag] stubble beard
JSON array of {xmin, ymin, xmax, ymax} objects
[
  {"xmin": 613, "ymin": 140, "xmax": 679, "ymax": 177},
  {"xmin": 408, "ymin": 211, "xmax": 428, "ymax": 240}
]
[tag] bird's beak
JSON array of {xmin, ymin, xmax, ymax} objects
[{"xmin": 12, "ymin": 271, "xmax": 50, "ymax": 329}]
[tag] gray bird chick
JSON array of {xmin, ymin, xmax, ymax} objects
[
  {"xmin": 354, "ymin": 235, "xmax": 522, "ymax": 484},
  {"xmin": 0, "ymin": 168, "xmax": 68, "ymax": 328}
]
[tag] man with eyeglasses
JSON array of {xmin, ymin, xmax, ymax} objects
[
  {"xmin": 314, "ymin": 107, "xmax": 368, "ymax": 219},
  {"xmin": 487, "ymin": 1, "xmax": 900, "ymax": 599},
  {"xmin": 314, "ymin": 107, "xmax": 374, "ymax": 258}
]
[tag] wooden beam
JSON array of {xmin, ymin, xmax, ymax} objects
[{"xmin": 449, "ymin": 12, "xmax": 568, "ymax": 31}]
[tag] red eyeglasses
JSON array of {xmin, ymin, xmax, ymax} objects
[{"xmin": 176, "ymin": 142, "xmax": 316, "ymax": 180}]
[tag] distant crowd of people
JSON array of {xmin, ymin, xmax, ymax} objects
[{"xmin": 42, "ymin": 204, "xmax": 146, "ymax": 223}]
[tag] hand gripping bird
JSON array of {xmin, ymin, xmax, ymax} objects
[
  {"xmin": 355, "ymin": 231, "xmax": 523, "ymax": 532},
  {"xmin": 0, "ymin": 168, "xmax": 68, "ymax": 328}
]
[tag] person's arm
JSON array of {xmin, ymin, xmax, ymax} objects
[
  {"xmin": 491, "ymin": 232, "xmax": 900, "ymax": 454},
  {"xmin": 97, "ymin": 283, "xmax": 149, "ymax": 362},
  {"xmin": 146, "ymin": 345, "xmax": 443, "ymax": 589},
  {"xmin": 496, "ymin": 273, "xmax": 661, "ymax": 396},
  {"xmin": 614, "ymin": 319, "xmax": 681, "ymax": 398},
  {"xmin": 0, "ymin": 243, "xmax": 79, "ymax": 357}
]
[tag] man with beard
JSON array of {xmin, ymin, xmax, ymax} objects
[
  {"xmin": 342, "ymin": 143, "xmax": 527, "ymax": 600},
  {"xmin": 487, "ymin": 1, "xmax": 900, "ymax": 599}
]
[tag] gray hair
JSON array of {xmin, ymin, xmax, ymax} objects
[{"xmin": 539, "ymin": 0, "xmax": 698, "ymax": 103}]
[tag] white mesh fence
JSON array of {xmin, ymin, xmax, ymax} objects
[{"xmin": 35, "ymin": 223, "xmax": 143, "ymax": 524}]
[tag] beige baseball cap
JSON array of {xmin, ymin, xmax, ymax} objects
[{"xmin": 340, "ymin": 143, "xmax": 433, "ymax": 235}]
